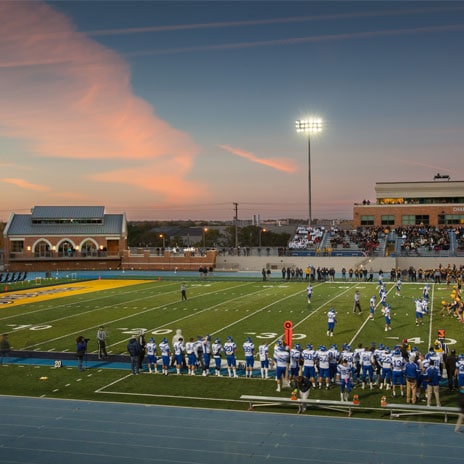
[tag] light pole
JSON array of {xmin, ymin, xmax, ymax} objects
[
  {"xmin": 159, "ymin": 234, "xmax": 165, "ymax": 249},
  {"xmin": 296, "ymin": 118, "xmax": 323, "ymax": 226},
  {"xmin": 259, "ymin": 228, "xmax": 266, "ymax": 247},
  {"xmin": 203, "ymin": 227, "xmax": 208, "ymax": 248}
]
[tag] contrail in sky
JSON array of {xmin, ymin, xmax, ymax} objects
[
  {"xmin": 85, "ymin": 6, "xmax": 464, "ymax": 36},
  {"xmin": 128, "ymin": 24, "xmax": 464, "ymax": 57}
]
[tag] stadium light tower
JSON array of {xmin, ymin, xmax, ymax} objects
[{"xmin": 295, "ymin": 118, "xmax": 323, "ymax": 226}]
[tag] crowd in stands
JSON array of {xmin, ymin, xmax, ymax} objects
[
  {"xmin": 396, "ymin": 226, "xmax": 452, "ymax": 255},
  {"xmin": 288, "ymin": 226, "xmax": 324, "ymax": 250}
]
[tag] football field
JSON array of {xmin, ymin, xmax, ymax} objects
[{"xmin": 1, "ymin": 277, "xmax": 461, "ymax": 359}]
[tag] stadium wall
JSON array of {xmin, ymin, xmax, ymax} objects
[{"xmin": 215, "ymin": 255, "xmax": 464, "ymax": 274}]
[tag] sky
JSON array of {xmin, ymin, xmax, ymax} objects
[{"xmin": 1, "ymin": 1, "xmax": 464, "ymax": 222}]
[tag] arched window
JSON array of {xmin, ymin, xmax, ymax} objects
[
  {"xmin": 58, "ymin": 240, "xmax": 75, "ymax": 257},
  {"xmin": 35, "ymin": 240, "xmax": 51, "ymax": 258},
  {"xmin": 80, "ymin": 239, "xmax": 98, "ymax": 257}
]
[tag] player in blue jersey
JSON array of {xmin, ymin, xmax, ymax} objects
[
  {"xmin": 258, "ymin": 342, "xmax": 270, "ymax": 379},
  {"xmin": 243, "ymin": 336, "xmax": 255, "ymax": 378},
  {"xmin": 224, "ymin": 336, "xmax": 238, "ymax": 378},
  {"xmin": 212, "ymin": 338, "xmax": 222, "ymax": 377},
  {"xmin": 158, "ymin": 337, "xmax": 171, "ymax": 376},
  {"xmin": 456, "ymin": 354, "xmax": 464, "ymax": 388},
  {"xmin": 327, "ymin": 308, "xmax": 336, "ymax": 337},
  {"xmin": 274, "ymin": 344, "xmax": 290, "ymax": 392},
  {"xmin": 145, "ymin": 337, "xmax": 158, "ymax": 374}
]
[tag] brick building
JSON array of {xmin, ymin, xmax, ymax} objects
[
  {"xmin": 353, "ymin": 177, "xmax": 464, "ymax": 228},
  {"xmin": 3, "ymin": 206, "xmax": 126, "ymax": 272}
]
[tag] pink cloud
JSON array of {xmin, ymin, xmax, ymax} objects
[
  {"xmin": 219, "ymin": 145, "xmax": 298, "ymax": 173},
  {"xmin": 2, "ymin": 178, "xmax": 51, "ymax": 192},
  {"xmin": 0, "ymin": 2, "xmax": 206, "ymax": 203}
]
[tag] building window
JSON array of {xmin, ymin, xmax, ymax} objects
[
  {"xmin": 11, "ymin": 240, "xmax": 24, "ymax": 252},
  {"xmin": 438, "ymin": 214, "xmax": 464, "ymax": 225},
  {"xmin": 381, "ymin": 215, "xmax": 395, "ymax": 226},
  {"xmin": 402, "ymin": 215, "xmax": 429, "ymax": 226},
  {"xmin": 360, "ymin": 215, "xmax": 374, "ymax": 226}
]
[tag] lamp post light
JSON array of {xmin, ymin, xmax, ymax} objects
[
  {"xmin": 259, "ymin": 228, "xmax": 266, "ymax": 247},
  {"xmin": 295, "ymin": 118, "xmax": 323, "ymax": 226},
  {"xmin": 203, "ymin": 227, "xmax": 208, "ymax": 248},
  {"xmin": 159, "ymin": 234, "xmax": 165, "ymax": 249}
]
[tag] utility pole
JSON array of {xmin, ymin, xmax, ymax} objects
[{"xmin": 233, "ymin": 202, "xmax": 239, "ymax": 253}]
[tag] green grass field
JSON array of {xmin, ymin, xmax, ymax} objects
[{"xmin": 0, "ymin": 277, "xmax": 461, "ymax": 419}]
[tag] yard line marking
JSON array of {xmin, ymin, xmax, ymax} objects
[{"xmin": 23, "ymin": 281, "xmax": 254, "ymax": 350}]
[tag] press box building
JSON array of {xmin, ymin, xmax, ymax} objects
[{"xmin": 353, "ymin": 176, "xmax": 464, "ymax": 228}]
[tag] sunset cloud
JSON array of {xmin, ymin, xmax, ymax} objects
[
  {"xmin": 1, "ymin": 178, "xmax": 51, "ymax": 192},
  {"xmin": 219, "ymin": 145, "xmax": 298, "ymax": 173},
  {"xmin": 0, "ymin": 2, "xmax": 205, "ymax": 203}
]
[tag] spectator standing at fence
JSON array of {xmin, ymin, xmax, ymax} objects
[
  {"xmin": 353, "ymin": 290, "xmax": 362, "ymax": 314},
  {"xmin": 0, "ymin": 333, "xmax": 11, "ymax": 365},
  {"xmin": 127, "ymin": 335, "xmax": 141, "ymax": 375},
  {"xmin": 96, "ymin": 326, "xmax": 108, "ymax": 359}
]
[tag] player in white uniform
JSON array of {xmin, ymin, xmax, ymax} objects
[
  {"xmin": 306, "ymin": 284, "xmax": 313, "ymax": 303},
  {"xmin": 224, "ymin": 336, "xmax": 238, "ymax": 378},
  {"xmin": 145, "ymin": 337, "xmax": 158, "ymax": 374},
  {"xmin": 173, "ymin": 337, "xmax": 184, "ymax": 375},
  {"xmin": 327, "ymin": 308, "xmax": 336, "ymax": 337},
  {"xmin": 243, "ymin": 337, "xmax": 255, "ymax": 378},
  {"xmin": 212, "ymin": 338, "xmax": 222, "ymax": 377},
  {"xmin": 258, "ymin": 342, "xmax": 270, "ymax": 379},
  {"xmin": 274, "ymin": 345, "xmax": 290, "ymax": 392},
  {"xmin": 158, "ymin": 337, "xmax": 171, "ymax": 376}
]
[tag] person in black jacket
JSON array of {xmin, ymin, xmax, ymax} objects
[
  {"xmin": 293, "ymin": 375, "xmax": 311, "ymax": 413},
  {"xmin": 127, "ymin": 335, "xmax": 141, "ymax": 375},
  {"xmin": 76, "ymin": 336, "xmax": 88, "ymax": 372}
]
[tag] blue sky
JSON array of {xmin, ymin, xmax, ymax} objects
[{"xmin": 1, "ymin": 1, "xmax": 463, "ymax": 221}]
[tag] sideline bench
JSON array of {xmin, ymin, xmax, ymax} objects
[
  {"xmin": 383, "ymin": 403, "xmax": 461, "ymax": 423},
  {"xmin": 240, "ymin": 395, "xmax": 361, "ymax": 417}
]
